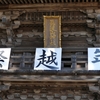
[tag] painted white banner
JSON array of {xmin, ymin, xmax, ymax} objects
[
  {"xmin": 34, "ymin": 48, "xmax": 62, "ymax": 70},
  {"xmin": 0, "ymin": 48, "xmax": 11, "ymax": 70},
  {"xmin": 88, "ymin": 48, "xmax": 100, "ymax": 70}
]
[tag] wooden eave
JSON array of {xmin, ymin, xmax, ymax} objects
[{"xmin": 0, "ymin": 0, "xmax": 99, "ymax": 5}]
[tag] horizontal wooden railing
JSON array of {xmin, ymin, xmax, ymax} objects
[{"xmin": 8, "ymin": 47, "xmax": 88, "ymax": 71}]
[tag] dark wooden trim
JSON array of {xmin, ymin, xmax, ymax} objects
[
  {"xmin": 0, "ymin": 74, "xmax": 99, "ymax": 82},
  {"xmin": 0, "ymin": 2, "xmax": 98, "ymax": 10}
]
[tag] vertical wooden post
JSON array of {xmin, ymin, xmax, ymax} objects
[{"xmin": 71, "ymin": 55, "xmax": 77, "ymax": 69}]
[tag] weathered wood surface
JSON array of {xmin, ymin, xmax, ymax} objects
[
  {"xmin": 0, "ymin": 83, "xmax": 96, "ymax": 100},
  {"xmin": 0, "ymin": 46, "xmax": 98, "ymax": 75},
  {"xmin": 0, "ymin": 2, "xmax": 98, "ymax": 10},
  {"xmin": 0, "ymin": 47, "xmax": 99, "ymax": 75},
  {"xmin": 6, "ymin": 46, "xmax": 87, "ymax": 72},
  {"xmin": 0, "ymin": 1, "xmax": 100, "ymax": 99},
  {"xmin": 0, "ymin": 74, "xmax": 99, "ymax": 82},
  {"xmin": 0, "ymin": 9, "xmax": 93, "ymax": 47},
  {"xmin": 0, "ymin": 0, "xmax": 99, "ymax": 5}
]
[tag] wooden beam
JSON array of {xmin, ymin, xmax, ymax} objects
[
  {"xmin": 40, "ymin": 0, "xmax": 44, "ymax": 3},
  {"xmin": 70, "ymin": 0, "xmax": 72, "ymax": 2},
  {"xmin": 20, "ymin": 0, "xmax": 24, "ymax": 4},
  {"xmin": 32, "ymin": 0, "xmax": 35, "ymax": 3},
  {"xmin": 23, "ymin": 0, "xmax": 28, "ymax": 4},
  {"xmin": 44, "ymin": 0, "xmax": 47, "ymax": 3},
  {"xmin": 20, "ymin": 20, "xmax": 86, "ymax": 25},
  {"xmin": 62, "ymin": 0, "xmax": 64, "ymax": 3},
  {"xmin": 53, "ymin": 0, "xmax": 56, "ymax": 3},
  {"xmin": 49, "ymin": 0, "xmax": 52, "ymax": 3},
  {"xmin": 3, "ymin": 2, "xmax": 97, "ymax": 10},
  {"xmin": 3, "ymin": 0, "xmax": 8, "ymax": 4},
  {"xmin": 36, "ymin": 0, "xmax": 40, "ymax": 3},
  {"xmin": 11, "ymin": 0, "xmax": 16, "ymax": 4},
  {"xmin": 28, "ymin": 0, "xmax": 32, "ymax": 3},
  {"xmin": 65, "ymin": 0, "xmax": 68, "ymax": 2},
  {"xmin": 0, "ymin": 0, "xmax": 4, "ymax": 4},
  {"xmin": 4, "ymin": 81, "xmax": 96, "ymax": 86},
  {"xmin": 8, "ymin": 0, "xmax": 12, "ymax": 4},
  {"xmin": 0, "ymin": 74, "xmax": 99, "ymax": 82},
  {"xmin": 57, "ymin": 0, "xmax": 60, "ymax": 3},
  {"xmin": 11, "ymin": 47, "xmax": 87, "ymax": 52},
  {"xmin": 15, "ymin": 0, "xmax": 20, "ymax": 4}
]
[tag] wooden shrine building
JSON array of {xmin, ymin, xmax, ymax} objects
[{"xmin": 0, "ymin": 0, "xmax": 100, "ymax": 100}]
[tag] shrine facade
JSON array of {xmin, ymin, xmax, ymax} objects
[{"xmin": 0, "ymin": 0, "xmax": 100, "ymax": 100}]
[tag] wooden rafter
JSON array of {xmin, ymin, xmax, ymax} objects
[
  {"xmin": 40, "ymin": 0, "xmax": 44, "ymax": 3},
  {"xmin": 58, "ymin": 0, "xmax": 60, "ymax": 3},
  {"xmin": 82, "ymin": 0, "xmax": 84, "ymax": 2},
  {"xmin": 15, "ymin": 0, "xmax": 20, "ymax": 4},
  {"xmin": 65, "ymin": 0, "xmax": 68, "ymax": 2},
  {"xmin": 23, "ymin": 0, "xmax": 28, "ymax": 4},
  {"xmin": 28, "ymin": 0, "xmax": 32, "ymax": 3},
  {"xmin": 0, "ymin": 0, "xmax": 99, "ymax": 4},
  {"xmin": 49, "ymin": 0, "xmax": 52, "ymax": 3},
  {"xmin": 44, "ymin": 0, "xmax": 47, "ymax": 3},
  {"xmin": 8, "ymin": 0, "xmax": 12, "ymax": 4},
  {"xmin": 3, "ymin": 0, "xmax": 8, "ymax": 4},
  {"xmin": 73, "ymin": 0, "xmax": 75, "ymax": 2},
  {"xmin": 0, "ymin": 0, "xmax": 4, "ymax": 4},
  {"xmin": 53, "ymin": 0, "xmax": 55, "ymax": 3},
  {"xmin": 31, "ymin": 0, "xmax": 35, "ymax": 3},
  {"xmin": 11, "ymin": 0, "xmax": 16, "ymax": 4},
  {"xmin": 0, "ymin": 74, "xmax": 99, "ymax": 82},
  {"xmin": 61, "ymin": 0, "xmax": 64, "ymax": 3},
  {"xmin": 0, "ymin": 2, "xmax": 95, "ymax": 10},
  {"xmin": 36, "ymin": 0, "xmax": 40, "ymax": 3},
  {"xmin": 20, "ymin": 0, "xmax": 24, "ymax": 4}
]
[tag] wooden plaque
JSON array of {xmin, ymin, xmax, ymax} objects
[{"xmin": 44, "ymin": 16, "xmax": 61, "ymax": 47}]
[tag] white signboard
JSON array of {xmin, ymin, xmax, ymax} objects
[
  {"xmin": 0, "ymin": 48, "xmax": 11, "ymax": 70},
  {"xmin": 34, "ymin": 48, "xmax": 62, "ymax": 70},
  {"xmin": 88, "ymin": 48, "xmax": 100, "ymax": 70}
]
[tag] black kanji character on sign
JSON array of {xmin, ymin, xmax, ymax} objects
[
  {"xmin": 36, "ymin": 49, "xmax": 58, "ymax": 70},
  {"xmin": 0, "ymin": 51, "xmax": 7, "ymax": 67},
  {"xmin": 92, "ymin": 49, "xmax": 100, "ymax": 63}
]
